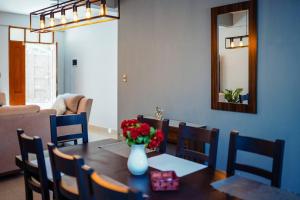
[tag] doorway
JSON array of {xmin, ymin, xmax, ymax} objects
[
  {"xmin": 25, "ymin": 43, "xmax": 56, "ymax": 107},
  {"xmin": 9, "ymin": 26, "xmax": 56, "ymax": 107}
]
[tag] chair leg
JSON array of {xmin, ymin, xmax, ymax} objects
[
  {"xmin": 41, "ymin": 190, "xmax": 50, "ymax": 200},
  {"xmin": 25, "ymin": 186, "xmax": 33, "ymax": 200}
]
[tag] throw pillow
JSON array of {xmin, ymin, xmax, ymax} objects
[
  {"xmin": 52, "ymin": 95, "xmax": 67, "ymax": 115},
  {"xmin": 64, "ymin": 94, "xmax": 84, "ymax": 113}
]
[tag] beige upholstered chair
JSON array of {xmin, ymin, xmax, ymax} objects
[{"xmin": 55, "ymin": 95, "xmax": 93, "ymax": 138}]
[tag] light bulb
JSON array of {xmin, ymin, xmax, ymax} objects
[
  {"xmin": 73, "ymin": 6, "xmax": 78, "ymax": 21},
  {"xmin": 86, "ymin": 7, "xmax": 92, "ymax": 18},
  {"xmin": 61, "ymin": 15, "xmax": 67, "ymax": 24},
  {"xmin": 40, "ymin": 20, "xmax": 45, "ymax": 29},
  {"xmin": 86, "ymin": 1, "xmax": 92, "ymax": 18},
  {"xmin": 50, "ymin": 18, "xmax": 55, "ymax": 27},
  {"xmin": 50, "ymin": 13, "xmax": 55, "ymax": 27},
  {"xmin": 100, "ymin": 3, "xmax": 108, "ymax": 16},
  {"xmin": 61, "ymin": 9, "xmax": 66, "ymax": 24},
  {"xmin": 230, "ymin": 41, "xmax": 235, "ymax": 48},
  {"xmin": 73, "ymin": 11, "xmax": 78, "ymax": 21},
  {"xmin": 239, "ymin": 38, "xmax": 243, "ymax": 46},
  {"xmin": 40, "ymin": 15, "xmax": 45, "ymax": 29}
]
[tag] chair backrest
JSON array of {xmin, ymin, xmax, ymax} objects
[
  {"xmin": 137, "ymin": 115, "xmax": 169, "ymax": 153},
  {"xmin": 17, "ymin": 129, "xmax": 49, "ymax": 199},
  {"xmin": 48, "ymin": 143, "xmax": 89, "ymax": 200},
  {"xmin": 50, "ymin": 112, "xmax": 88, "ymax": 146},
  {"xmin": 239, "ymin": 94, "xmax": 249, "ymax": 103},
  {"xmin": 176, "ymin": 122, "xmax": 219, "ymax": 169},
  {"xmin": 227, "ymin": 131, "xmax": 285, "ymax": 188},
  {"xmin": 81, "ymin": 165, "xmax": 143, "ymax": 200}
]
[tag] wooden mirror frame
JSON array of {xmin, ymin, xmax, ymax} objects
[{"xmin": 211, "ymin": 0, "xmax": 257, "ymax": 113}]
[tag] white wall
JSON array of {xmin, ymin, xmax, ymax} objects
[
  {"xmin": 0, "ymin": 11, "xmax": 65, "ymax": 103},
  {"xmin": 64, "ymin": 21, "xmax": 118, "ymax": 130}
]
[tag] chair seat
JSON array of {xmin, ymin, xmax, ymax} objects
[{"xmin": 60, "ymin": 177, "xmax": 79, "ymax": 200}]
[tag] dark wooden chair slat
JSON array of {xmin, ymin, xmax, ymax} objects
[
  {"xmin": 137, "ymin": 115, "xmax": 170, "ymax": 153},
  {"xmin": 57, "ymin": 133, "xmax": 85, "ymax": 143},
  {"xmin": 235, "ymin": 135, "xmax": 275, "ymax": 157},
  {"xmin": 48, "ymin": 143, "xmax": 90, "ymax": 200},
  {"xmin": 50, "ymin": 112, "xmax": 88, "ymax": 146},
  {"xmin": 55, "ymin": 114, "xmax": 87, "ymax": 127},
  {"xmin": 81, "ymin": 165, "xmax": 144, "ymax": 200},
  {"xmin": 179, "ymin": 149, "xmax": 209, "ymax": 163},
  {"xmin": 235, "ymin": 163, "xmax": 272, "ymax": 179},
  {"xmin": 180, "ymin": 126, "xmax": 213, "ymax": 143},
  {"xmin": 16, "ymin": 129, "xmax": 50, "ymax": 200},
  {"xmin": 227, "ymin": 131, "xmax": 285, "ymax": 188},
  {"xmin": 176, "ymin": 122, "xmax": 219, "ymax": 169}
]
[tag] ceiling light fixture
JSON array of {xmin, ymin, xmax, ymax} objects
[
  {"xmin": 225, "ymin": 11, "xmax": 249, "ymax": 49},
  {"xmin": 30, "ymin": 0, "xmax": 120, "ymax": 33}
]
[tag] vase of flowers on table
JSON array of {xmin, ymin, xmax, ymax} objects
[{"xmin": 121, "ymin": 119, "xmax": 164, "ymax": 175}]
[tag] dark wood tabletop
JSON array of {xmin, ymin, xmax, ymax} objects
[{"xmin": 16, "ymin": 139, "xmax": 238, "ymax": 200}]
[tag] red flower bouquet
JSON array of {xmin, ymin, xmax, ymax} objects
[{"xmin": 121, "ymin": 119, "xmax": 164, "ymax": 149}]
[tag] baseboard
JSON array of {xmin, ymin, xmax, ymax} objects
[{"xmin": 88, "ymin": 124, "xmax": 118, "ymax": 135}]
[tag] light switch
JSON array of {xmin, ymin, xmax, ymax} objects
[{"xmin": 122, "ymin": 74, "xmax": 127, "ymax": 82}]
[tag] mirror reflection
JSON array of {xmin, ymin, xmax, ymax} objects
[{"xmin": 217, "ymin": 10, "xmax": 249, "ymax": 104}]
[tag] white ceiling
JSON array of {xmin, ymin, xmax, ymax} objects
[{"xmin": 0, "ymin": 0, "xmax": 61, "ymax": 15}]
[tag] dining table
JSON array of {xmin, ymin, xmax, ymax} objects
[{"xmin": 15, "ymin": 139, "xmax": 237, "ymax": 200}]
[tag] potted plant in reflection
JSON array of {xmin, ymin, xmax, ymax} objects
[
  {"xmin": 224, "ymin": 88, "xmax": 243, "ymax": 103},
  {"xmin": 121, "ymin": 119, "xmax": 164, "ymax": 175}
]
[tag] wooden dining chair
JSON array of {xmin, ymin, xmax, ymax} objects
[
  {"xmin": 137, "ymin": 115, "xmax": 169, "ymax": 153},
  {"xmin": 81, "ymin": 165, "xmax": 143, "ymax": 200},
  {"xmin": 50, "ymin": 112, "xmax": 88, "ymax": 146},
  {"xmin": 227, "ymin": 131, "xmax": 285, "ymax": 188},
  {"xmin": 16, "ymin": 129, "xmax": 51, "ymax": 200},
  {"xmin": 176, "ymin": 122, "xmax": 219, "ymax": 169},
  {"xmin": 47, "ymin": 143, "xmax": 90, "ymax": 200}
]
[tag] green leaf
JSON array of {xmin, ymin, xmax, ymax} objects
[
  {"xmin": 136, "ymin": 136, "xmax": 144, "ymax": 144},
  {"xmin": 127, "ymin": 131, "xmax": 131, "ymax": 139},
  {"xmin": 127, "ymin": 139, "xmax": 134, "ymax": 147},
  {"xmin": 143, "ymin": 136, "xmax": 150, "ymax": 145},
  {"xmin": 224, "ymin": 88, "xmax": 243, "ymax": 103},
  {"xmin": 150, "ymin": 127, "xmax": 156, "ymax": 137}
]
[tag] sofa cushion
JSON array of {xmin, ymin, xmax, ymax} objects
[
  {"xmin": 64, "ymin": 94, "xmax": 84, "ymax": 113},
  {"xmin": 0, "ymin": 105, "xmax": 40, "ymax": 116}
]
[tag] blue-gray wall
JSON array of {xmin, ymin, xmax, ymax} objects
[{"xmin": 118, "ymin": 0, "xmax": 300, "ymax": 193}]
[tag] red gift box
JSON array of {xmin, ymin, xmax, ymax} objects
[{"xmin": 150, "ymin": 170, "xmax": 179, "ymax": 191}]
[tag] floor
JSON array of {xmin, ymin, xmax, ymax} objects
[{"xmin": 0, "ymin": 127, "xmax": 117, "ymax": 200}]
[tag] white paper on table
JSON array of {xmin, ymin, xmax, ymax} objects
[{"xmin": 148, "ymin": 154, "xmax": 207, "ymax": 177}]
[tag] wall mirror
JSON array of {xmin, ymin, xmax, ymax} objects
[{"xmin": 211, "ymin": 0, "xmax": 257, "ymax": 113}]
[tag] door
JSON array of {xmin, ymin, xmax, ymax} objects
[{"xmin": 9, "ymin": 41, "xmax": 25, "ymax": 105}]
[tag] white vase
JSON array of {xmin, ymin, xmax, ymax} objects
[{"xmin": 127, "ymin": 144, "xmax": 148, "ymax": 175}]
